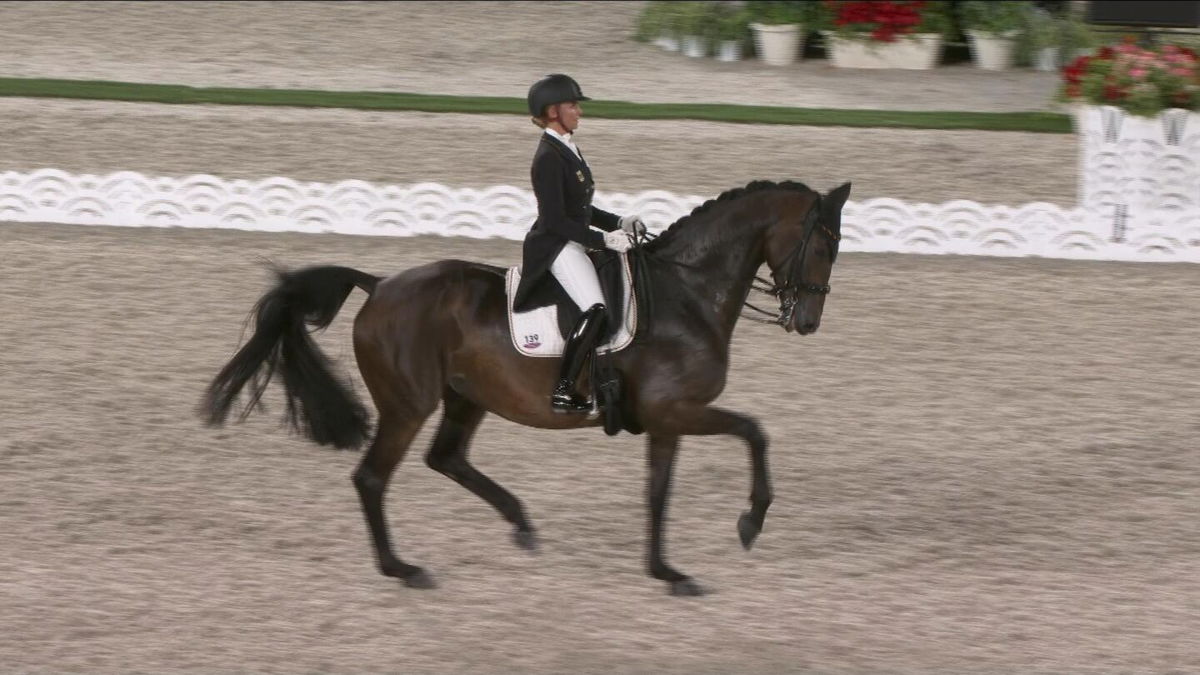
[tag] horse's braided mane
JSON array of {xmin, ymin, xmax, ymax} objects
[{"xmin": 648, "ymin": 179, "xmax": 816, "ymax": 249}]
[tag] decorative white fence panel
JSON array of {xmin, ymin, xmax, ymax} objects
[
  {"xmin": 1073, "ymin": 105, "xmax": 1200, "ymax": 261},
  {"xmin": 3, "ymin": 168, "xmax": 1199, "ymax": 263},
  {"xmin": 1075, "ymin": 106, "xmax": 1200, "ymax": 219}
]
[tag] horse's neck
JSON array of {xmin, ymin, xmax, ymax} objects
[{"xmin": 656, "ymin": 209, "xmax": 769, "ymax": 336}]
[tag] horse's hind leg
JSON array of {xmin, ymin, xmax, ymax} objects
[
  {"xmin": 425, "ymin": 388, "xmax": 539, "ymax": 551},
  {"xmin": 352, "ymin": 416, "xmax": 435, "ymax": 588}
]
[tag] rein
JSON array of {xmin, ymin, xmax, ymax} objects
[{"xmin": 633, "ymin": 199, "xmax": 839, "ymax": 327}]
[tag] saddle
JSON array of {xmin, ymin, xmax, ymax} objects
[
  {"xmin": 505, "ymin": 250, "xmax": 636, "ymax": 357},
  {"xmin": 505, "ymin": 250, "xmax": 647, "ymax": 436}
]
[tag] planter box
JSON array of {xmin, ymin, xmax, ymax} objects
[
  {"xmin": 751, "ymin": 23, "xmax": 804, "ymax": 66},
  {"xmin": 682, "ymin": 35, "xmax": 707, "ymax": 58},
  {"xmin": 654, "ymin": 36, "xmax": 680, "ymax": 52},
  {"xmin": 822, "ymin": 32, "xmax": 943, "ymax": 70},
  {"xmin": 1033, "ymin": 46, "xmax": 1060, "ymax": 72},
  {"xmin": 966, "ymin": 30, "xmax": 1018, "ymax": 70},
  {"xmin": 1074, "ymin": 104, "xmax": 1200, "ymax": 240},
  {"xmin": 716, "ymin": 39, "xmax": 742, "ymax": 62}
]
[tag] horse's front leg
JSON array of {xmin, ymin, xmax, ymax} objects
[
  {"xmin": 650, "ymin": 403, "xmax": 772, "ymax": 555},
  {"xmin": 646, "ymin": 433, "xmax": 705, "ymax": 596}
]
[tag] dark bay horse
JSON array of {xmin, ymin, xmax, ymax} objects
[{"xmin": 202, "ymin": 179, "xmax": 851, "ymax": 596}]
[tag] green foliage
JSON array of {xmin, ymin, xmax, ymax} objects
[
  {"xmin": 640, "ymin": 2, "xmax": 739, "ymax": 42},
  {"xmin": 636, "ymin": 2, "xmax": 755, "ymax": 45},
  {"xmin": 959, "ymin": 0, "xmax": 1031, "ymax": 36},
  {"xmin": 1011, "ymin": 5, "xmax": 1061, "ymax": 67},
  {"xmin": 713, "ymin": 3, "xmax": 751, "ymax": 41},
  {"xmin": 1023, "ymin": 6, "xmax": 1061, "ymax": 50},
  {"xmin": 1058, "ymin": 12, "xmax": 1099, "ymax": 54},
  {"xmin": 916, "ymin": 1, "xmax": 953, "ymax": 37},
  {"xmin": 1011, "ymin": 5, "xmax": 1097, "ymax": 68},
  {"xmin": 745, "ymin": 1, "xmax": 814, "ymax": 26},
  {"xmin": 633, "ymin": 1, "xmax": 683, "ymax": 41},
  {"xmin": 676, "ymin": 1, "xmax": 710, "ymax": 37}
]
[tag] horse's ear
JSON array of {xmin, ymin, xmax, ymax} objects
[{"xmin": 825, "ymin": 182, "xmax": 852, "ymax": 213}]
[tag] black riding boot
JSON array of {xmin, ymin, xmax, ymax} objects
[{"xmin": 551, "ymin": 303, "xmax": 608, "ymax": 414}]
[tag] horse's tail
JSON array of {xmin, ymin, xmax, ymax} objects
[{"xmin": 201, "ymin": 264, "xmax": 381, "ymax": 450}]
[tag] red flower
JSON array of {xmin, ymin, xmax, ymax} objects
[
  {"xmin": 828, "ymin": 0, "xmax": 929, "ymax": 41},
  {"xmin": 1063, "ymin": 56, "xmax": 1092, "ymax": 85},
  {"xmin": 873, "ymin": 25, "xmax": 897, "ymax": 42},
  {"xmin": 1061, "ymin": 41, "xmax": 1199, "ymax": 114}
]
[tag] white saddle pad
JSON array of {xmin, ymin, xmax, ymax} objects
[{"xmin": 505, "ymin": 253, "xmax": 637, "ymax": 358}]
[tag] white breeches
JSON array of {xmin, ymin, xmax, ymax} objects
[{"xmin": 550, "ymin": 241, "xmax": 604, "ymax": 311}]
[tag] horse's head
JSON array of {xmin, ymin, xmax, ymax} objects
[{"xmin": 762, "ymin": 182, "xmax": 851, "ymax": 335}]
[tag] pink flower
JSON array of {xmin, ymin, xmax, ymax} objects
[{"xmin": 1060, "ymin": 40, "xmax": 1200, "ymax": 115}]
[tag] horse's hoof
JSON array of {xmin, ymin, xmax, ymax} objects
[
  {"xmin": 669, "ymin": 578, "xmax": 706, "ymax": 597},
  {"xmin": 402, "ymin": 569, "xmax": 438, "ymax": 589},
  {"xmin": 738, "ymin": 511, "xmax": 761, "ymax": 550},
  {"xmin": 513, "ymin": 529, "xmax": 540, "ymax": 553}
]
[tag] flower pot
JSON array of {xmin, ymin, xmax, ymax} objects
[
  {"xmin": 682, "ymin": 35, "xmax": 706, "ymax": 58},
  {"xmin": 655, "ymin": 36, "xmax": 680, "ymax": 52},
  {"xmin": 751, "ymin": 23, "xmax": 804, "ymax": 66},
  {"xmin": 822, "ymin": 32, "xmax": 943, "ymax": 69},
  {"xmin": 1033, "ymin": 46, "xmax": 1060, "ymax": 72},
  {"xmin": 1074, "ymin": 104, "xmax": 1200, "ymax": 240},
  {"xmin": 717, "ymin": 39, "xmax": 742, "ymax": 62},
  {"xmin": 966, "ymin": 30, "xmax": 1019, "ymax": 70}
]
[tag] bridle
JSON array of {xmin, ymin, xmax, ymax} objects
[
  {"xmin": 742, "ymin": 198, "xmax": 840, "ymax": 327},
  {"xmin": 631, "ymin": 196, "xmax": 840, "ymax": 328}
]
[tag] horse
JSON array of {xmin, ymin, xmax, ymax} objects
[{"xmin": 201, "ymin": 179, "xmax": 851, "ymax": 596}]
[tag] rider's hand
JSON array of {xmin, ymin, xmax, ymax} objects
[
  {"xmin": 619, "ymin": 214, "xmax": 648, "ymax": 237},
  {"xmin": 603, "ymin": 230, "xmax": 634, "ymax": 253}
]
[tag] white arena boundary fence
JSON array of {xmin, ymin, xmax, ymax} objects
[{"xmin": 2, "ymin": 168, "xmax": 1199, "ymax": 263}]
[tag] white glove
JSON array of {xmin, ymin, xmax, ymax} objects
[
  {"xmin": 603, "ymin": 229, "xmax": 634, "ymax": 253},
  {"xmin": 619, "ymin": 214, "xmax": 648, "ymax": 237}
]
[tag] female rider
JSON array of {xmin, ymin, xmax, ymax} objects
[{"xmin": 510, "ymin": 74, "xmax": 646, "ymax": 414}]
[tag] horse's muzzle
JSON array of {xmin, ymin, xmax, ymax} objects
[{"xmin": 788, "ymin": 316, "xmax": 820, "ymax": 335}]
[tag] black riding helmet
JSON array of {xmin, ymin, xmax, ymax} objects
[{"xmin": 527, "ymin": 74, "xmax": 591, "ymax": 118}]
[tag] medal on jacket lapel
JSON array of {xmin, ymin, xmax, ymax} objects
[{"xmin": 576, "ymin": 169, "xmax": 585, "ymax": 183}]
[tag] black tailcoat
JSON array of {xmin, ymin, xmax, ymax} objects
[{"xmin": 513, "ymin": 133, "xmax": 620, "ymax": 314}]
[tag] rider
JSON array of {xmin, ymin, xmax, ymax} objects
[{"xmin": 511, "ymin": 73, "xmax": 647, "ymax": 414}]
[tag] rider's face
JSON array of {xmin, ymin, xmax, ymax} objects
[{"xmin": 550, "ymin": 101, "xmax": 582, "ymax": 133}]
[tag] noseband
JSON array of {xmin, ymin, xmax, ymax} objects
[{"xmin": 744, "ymin": 199, "xmax": 840, "ymax": 327}]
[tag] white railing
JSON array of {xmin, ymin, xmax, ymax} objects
[{"xmin": 2, "ymin": 168, "xmax": 1198, "ymax": 263}]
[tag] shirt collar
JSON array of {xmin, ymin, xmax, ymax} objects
[{"xmin": 543, "ymin": 127, "xmax": 575, "ymax": 147}]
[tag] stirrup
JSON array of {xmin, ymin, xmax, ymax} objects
[
  {"xmin": 551, "ymin": 381, "xmax": 591, "ymax": 414},
  {"xmin": 551, "ymin": 392, "xmax": 591, "ymax": 414}
]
